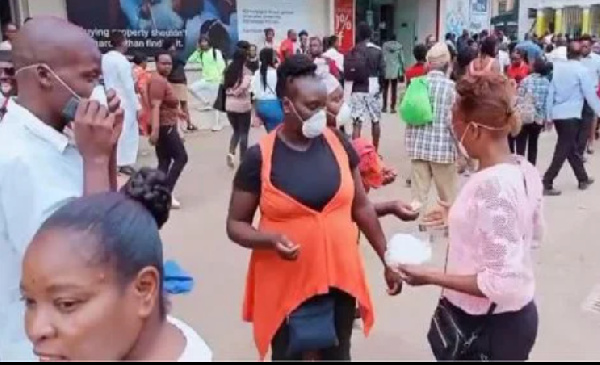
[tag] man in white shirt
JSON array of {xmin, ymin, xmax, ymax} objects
[
  {"xmin": 549, "ymin": 35, "xmax": 568, "ymax": 62},
  {"xmin": 580, "ymin": 35, "xmax": 600, "ymax": 154},
  {"xmin": 102, "ymin": 31, "xmax": 140, "ymax": 174},
  {"xmin": 0, "ymin": 17, "xmax": 123, "ymax": 360},
  {"xmin": 323, "ymin": 35, "xmax": 345, "ymax": 74}
]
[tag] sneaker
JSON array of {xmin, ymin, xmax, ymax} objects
[
  {"xmin": 382, "ymin": 107, "xmax": 388, "ymax": 114},
  {"xmin": 226, "ymin": 153, "xmax": 235, "ymax": 168},
  {"xmin": 390, "ymin": 109, "xmax": 397, "ymax": 114},
  {"xmin": 543, "ymin": 187, "xmax": 562, "ymax": 196},
  {"xmin": 579, "ymin": 178, "xmax": 595, "ymax": 190},
  {"xmin": 171, "ymin": 196, "xmax": 181, "ymax": 209},
  {"xmin": 588, "ymin": 146, "xmax": 595, "ymax": 155},
  {"xmin": 211, "ymin": 123, "xmax": 224, "ymax": 132}
]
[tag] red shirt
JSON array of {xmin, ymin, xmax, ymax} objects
[
  {"xmin": 506, "ymin": 63, "xmax": 530, "ymax": 84},
  {"xmin": 405, "ymin": 63, "xmax": 427, "ymax": 85}
]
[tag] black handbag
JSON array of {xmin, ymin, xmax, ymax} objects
[
  {"xmin": 287, "ymin": 294, "xmax": 338, "ymax": 356},
  {"xmin": 428, "ymin": 298, "xmax": 496, "ymax": 360},
  {"xmin": 213, "ymin": 84, "xmax": 226, "ymax": 112}
]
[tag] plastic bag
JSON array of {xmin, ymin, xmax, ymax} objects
[{"xmin": 399, "ymin": 76, "xmax": 433, "ymax": 126}]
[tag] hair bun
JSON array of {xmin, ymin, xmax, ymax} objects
[{"xmin": 121, "ymin": 168, "xmax": 171, "ymax": 228}]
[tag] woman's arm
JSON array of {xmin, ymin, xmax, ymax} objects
[
  {"xmin": 226, "ymin": 189, "xmax": 300, "ymax": 260},
  {"xmin": 351, "ymin": 168, "xmax": 387, "ymax": 264}
]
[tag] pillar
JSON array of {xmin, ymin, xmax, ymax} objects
[
  {"xmin": 555, "ymin": 7, "xmax": 563, "ymax": 34},
  {"xmin": 582, "ymin": 6, "xmax": 591, "ymax": 35},
  {"xmin": 536, "ymin": 9, "xmax": 545, "ymax": 36}
]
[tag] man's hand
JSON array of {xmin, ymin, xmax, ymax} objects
[{"xmin": 74, "ymin": 99, "xmax": 123, "ymax": 162}]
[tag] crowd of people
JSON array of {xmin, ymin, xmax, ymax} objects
[{"xmin": 0, "ymin": 13, "xmax": 597, "ymax": 362}]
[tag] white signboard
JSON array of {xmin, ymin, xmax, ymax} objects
[
  {"xmin": 469, "ymin": 0, "xmax": 490, "ymax": 33},
  {"xmin": 445, "ymin": 0, "xmax": 490, "ymax": 35},
  {"xmin": 237, "ymin": 0, "xmax": 328, "ymax": 49}
]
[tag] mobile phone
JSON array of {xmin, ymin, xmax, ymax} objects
[{"xmin": 62, "ymin": 96, "xmax": 80, "ymax": 122}]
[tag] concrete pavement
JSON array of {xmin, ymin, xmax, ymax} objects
[{"xmin": 139, "ymin": 112, "xmax": 600, "ymax": 361}]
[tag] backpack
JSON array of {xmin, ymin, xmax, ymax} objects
[
  {"xmin": 344, "ymin": 47, "xmax": 369, "ymax": 83},
  {"xmin": 516, "ymin": 80, "xmax": 537, "ymax": 125},
  {"xmin": 399, "ymin": 76, "xmax": 433, "ymax": 126}
]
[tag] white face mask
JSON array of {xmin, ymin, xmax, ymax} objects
[
  {"xmin": 335, "ymin": 102, "xmax": 352, "ymax": 129},
  {"xmin": 287, "ymin": 97, "xmax": 327, "ymax": 138},
  {"xmin": 455, "ymin": 122, "xmax": 506, "ymax": 159},
  {"xmin": 302, "ymin": 109, "xmax": 327, "ymax": 138},
  {"xmin": 456, "ymin": 123, "xmax": 472, "ymax": 159}
]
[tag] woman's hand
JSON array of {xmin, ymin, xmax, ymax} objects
[
  {"xmin": 396, "ymin": 265, "xmax": 435, "ymax": 287},
  {"xmin": 269, "ymin": 234, "xmax": 300, "ymax": 261},
  {"xmin": 422, "ymin": 200, "xmax": 451, "ymax": 228},
  {"xmin": 389, "ymin": 200, "xmax": 419, "ymax": 221},
  {"xmin": 385, "ymin": 267, "xmax": 402, "ymax": 296}
]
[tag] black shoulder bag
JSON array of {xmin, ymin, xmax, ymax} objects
[{"xmin": 427, "ymin": 243, "xmax": 496, "ymax": 361}]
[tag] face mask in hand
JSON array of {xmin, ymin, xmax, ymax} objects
[{"xmin": 287, "ymin": 97, "xmax": 327, "ymax": 138}]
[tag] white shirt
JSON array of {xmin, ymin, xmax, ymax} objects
[
  {"xmin": 498, "ymin": 50, "xmax": 510, "ymax": 74},
  {"xmin": 549, "ymin": 46, "xmax": 567, "ymax": 62},
  {"xmin": 581, "ymin": 52, "xmax": 600, "ymax": 88},
  {"xmin": 0, "ymin": 101, "xmax": 83, "ymax": 360},
  {"xmin": 102, "ymin": 50, "xmax": 139, "ymax": 167},
  {"xmin": 0, "ymin": 40, "xmax": 11, "ymax": 51},
  {"xmin": 323, "ymin": 48, "xmax": 345, "ymax": 72},
  {"xmin": 251, "ymin": 68, "xmax": 277, "ymax": 101},
  {"xmin": 168, "ymin": 317, "xmax": 213, "ymax": 362}
]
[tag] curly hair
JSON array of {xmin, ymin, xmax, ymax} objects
[
  {"xmin": 275, "ymin": 54, "xmax": 317, "ymax": 99},
  {"xmin": 455, "ymin": 74, "xmax": 519, "ymax": 135}
]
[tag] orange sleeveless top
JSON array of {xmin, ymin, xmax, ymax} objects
[{"xmin": 242, "ymin": 129, "xmax": 374, "ymax": 359}]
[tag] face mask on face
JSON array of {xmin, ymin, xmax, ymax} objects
[
  {"xmin": 335, "ymin": 102, "xmax": 352, "ymax": 129},
  {"xmin": 456, "ymin": 121, "xmax": 506, "ymax": 159},
  {"xmin": 456, "ymin": 123, "xmax": 473, "ymax": 159},
  {"xmin": 287, "ymin": 98, "xmax": 327, "ymax": 138},
  {"xmin": 17, "ymin": 63, "xmax": 101, "ymax": 121}
]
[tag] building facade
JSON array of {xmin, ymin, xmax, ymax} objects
[
  {"xmin": 520, "ymin": 0, "xmax": 600, "ymax": 38},
  {"xmin": 0, "ymin": 0, "xmax": 490, "ymax": 60}
]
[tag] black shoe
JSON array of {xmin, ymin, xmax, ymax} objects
[
  {"xmin": 390, "ymin": 109, "xmax": 397, "ymax": 114},
  {"xmin": 543, "ymin": 187, "xmax": 562, "ymax": 196},
  {"xmin": 579, "ymin": 178, "xmax": 595, "ymax": 190},
  {"xmin": 118, "ymin": 166, "xmax": 136, "ymax": 176},
  {"xmin": 382, "ymin": 108, "xmax": 388, "ymax": 114}
]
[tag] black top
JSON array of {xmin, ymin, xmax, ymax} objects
[
  {"xmin": 351, "ymin": 41, "xmax": 385, "ymax": 93},
  {"xmin": 234, "ymin": 131, "xmax": 360, "ymax": 212},
  {"xmin": 168, "ymin": 55, "xmax": 187, "ymax": 84}
]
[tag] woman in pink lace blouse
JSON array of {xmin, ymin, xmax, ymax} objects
[{"xmin": 397, "ymin": 74, "xmax": 544, "ymax": 361}]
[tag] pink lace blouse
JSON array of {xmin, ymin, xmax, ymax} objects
[{"xmin": 444, "ymin": 156, "xmax": 544, "ymax": 315}]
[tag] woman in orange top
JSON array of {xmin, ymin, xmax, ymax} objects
[
  {"xmin": 133, "ymin": 53, "xmax": 151, "ymax": 135},
  {"xmin": 226, "ymin": 55, "xmax": 401, "ymax": 361}
]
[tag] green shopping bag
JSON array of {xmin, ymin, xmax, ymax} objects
[{"xmin": 399, "ymin": 76, "xmax": 433, "ymax": 126}]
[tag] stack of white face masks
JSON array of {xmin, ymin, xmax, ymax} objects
[{"xmin": 385, "ymin": 233, "xmax": 432, "ymax": 267}]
